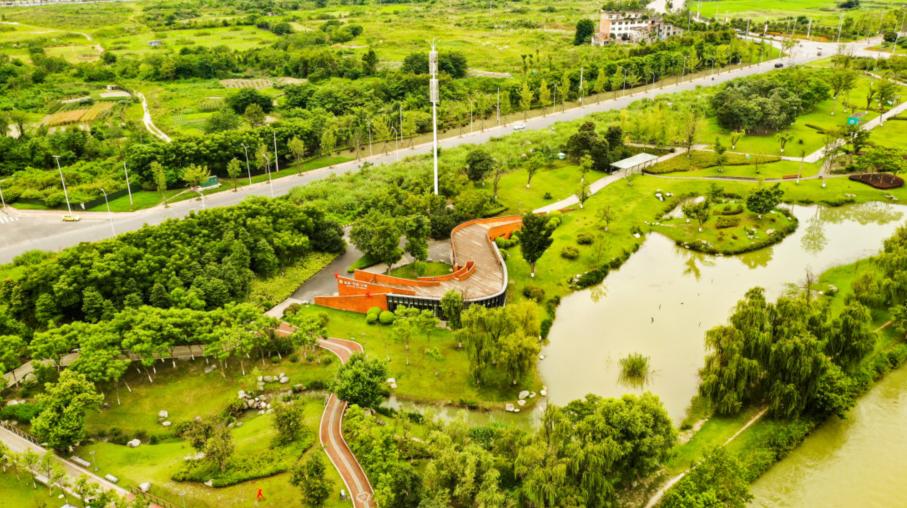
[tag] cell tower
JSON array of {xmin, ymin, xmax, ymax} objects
[{"xmin": 430, "ymin": 43, "xmax": 439, "ymax": 196}]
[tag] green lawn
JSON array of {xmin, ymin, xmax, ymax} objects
[
  {"xmin": 653, "ymin": 204, "xmax": 798, "ymax": 255},
  {"xmin": 0, "ymin": 472, "xmax": 75, "ymax": 508},
  {"xmin": 288, "ymin": 305, "xmax": 539, "ymax": 407},
  {"xmin": 864, "ymin": 116, "xmax": 907, "ymax": 150},
  {"xmin": 666, "ymin": 407, "xmax": 761, "ymax": 475},
  {"xmin": 496, "ymin": 161, "xmax": 586, "ymax": 213},
  {"xmin": 697, "ymin": 159, "xmax": 820, "ymax": 179},
  {"xmin": 389, "ymin": 261, "xmax": 453, "ymax": 279},
  {"xmin": 693, "ymin": 0, "xmax": 904, "ymax": 22},
  {"xmin": 248, "ymin": 252, "xmax": 339, "ymax": 309}
]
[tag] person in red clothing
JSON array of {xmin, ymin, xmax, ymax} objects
[{"xmin": 257, "ymin": 487, "xmax": 264, "ymax": 501}]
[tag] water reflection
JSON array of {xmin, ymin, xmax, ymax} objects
[{"xmin": 541, "ymin": 203, "xmax": 906, "ymax": 423}]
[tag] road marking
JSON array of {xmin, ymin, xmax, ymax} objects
[{"xmin": 0, "ymin": 214, "xmax": 18, "ymax": 224}]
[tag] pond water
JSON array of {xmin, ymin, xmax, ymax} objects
[
  {"xmin": 750, "ymin": 363, "xmax": 907, "ymax": 507},
  {"xmin": 540, "ymin": 203, "xmax": 906, "ymax": 422}
]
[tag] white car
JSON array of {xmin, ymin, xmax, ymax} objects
[{"xmin": 512, "ymin": 122, "xmax": 526, "ymax": 131}]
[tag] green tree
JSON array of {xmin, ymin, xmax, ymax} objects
[
  {"xmin": 320, "ymin": 127, "xmax": 337, "ymax": 155},
  {"xmin": 205, "ymin": 107, "xmax": 240, "ymax": 133},
  {"xmin": 777, "ymin": 131, "xmax": 793, "ymax": 154},
  {"xmin": 362, "ymin": 48, "xmax": 379, "ymax": 76},
  {"xmin": 593, "ymin": 66, "xmax": 606, "ymax": 94},
  {"xmin": 683, "ymin": 200, "xmax": 710, "ymax": 232},
  {"xmin": 181, "ymin": 164, "xmax": 210, "ymax": 189},
  {"xmin": 255, "ymin": 143, "xmax": 272, "ymax": 176},
  {"xmin": 465, "ymin": 149, "xmax": 495, "ymax": 183},
  {"xmin": 403, "ymin": 215, "xmax": 430, "ymax": 264},
  {"xmin": 0, "ymin": 334, "xmax": 25, "ymax": 384},
  {"xmin": 729, "ymin": 130, "xmax": 744, "ymax": 150},
  {"xmin": 440, "ymin": 290, "xmax": 464, "ymax": 329},
  {"xmin": 519, "ymin": 81, "xmax": 533, "ymax": 120},
  {"xmin": 204, "ymin": 424, "xmax": 234, "ymax": 472},
  {"xmin": 244, "ymin": 103, "xmax": 266, "ymax": 126},
  {"xmin": 574, "ymin": 19, "xmax": 595, "ymax": 45},
  {"xmin": 519, "ymin": 212, "xmax": 556, "ymax": 277},
  {"xmin": 32, "ymin": 370, "xmax": 103, "ymax": 451},
  {"xmin": 350, "ymin": 212, "xmax": 402, "ymax": 273},
  {"xmin": 746, "ymin": 184, "xmax": 784, "ymax": 217},
  {"xmin": 226, "ymin": 158, "xmax": 242, "ymax": 192},
  {"xmin": 151, "ymin": 161, "xmax": 167, "ymax": 205},
  {"xmin": 825, "ymin": 297, "xmax": 875, "ymax": 370},
  {"xmin": 539, "ymin": 79, "xmax": 551, "ymax": 110},
  {"xmin": 661, "ymin": 448, "xmax": 752, "ymax": 508},
  {"xmin": 291, "ymin": 453, "xmax": 331, "ymax": 507},
  {"xmin": 714, "ymin": 137, "xmax": 727, "ymax": 173},
  {"xmin": 273, "ymin": 399, "xmax": 305, "ymax": 446},
  {"xmin": 526, "ymin": 151, "xmax": 545, "ymax": 188},
  {"xmin": 332, "ymin": 354, "xmax": 388, "ymax": 408},
  {"xmin": 288, "ymin": 136, "xmax": 306, "ymax": 173}
]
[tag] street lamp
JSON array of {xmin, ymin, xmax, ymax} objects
[
  {"xmin": 53, "ymin": 155, "xmax": 74, "ymax": 219},
  {"xmin": 269, "ymin": 132, "xmax": 277, "ymax": 197},
  {"xmin": 100, "ymin": 188, "xmax": 115, "ymax": 236},
  {"xmin": 429, "ymin": 42, "xmax": 440, "ymax": 196},
  {"xmin": 0, "ymin": 179, "xmax": 6, "ymax": 209},
  {"xmin": 122, "ymin": 161, "xmax": 134, "ymax": 209},
  {"xmin": 241, "ymin": 143, "xmax": 253, "ymax": 185}
]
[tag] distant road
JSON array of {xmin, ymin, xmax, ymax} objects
[{"xmin": 0, "ymin": 37, "xmax": 882, "ymax": 263}]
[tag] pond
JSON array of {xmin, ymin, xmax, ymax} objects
[
  {"xmin": 750, "ymin": 363, "xmax": 907, "ymax": 507},
  {"xmin": 540, "ymin": 202, "xmax": 906, "ymax": 422}
]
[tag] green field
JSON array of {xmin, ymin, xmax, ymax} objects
[
  {"xmin": 694, "ymin": 0, "xmax": 907, "ymax": 21},
  {"xmin": 0, "ymin": 472, "xmax": 75, "ymax": 508}
]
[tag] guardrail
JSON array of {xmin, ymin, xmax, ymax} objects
[{"xmin": 0, "ymin": 421, "xmax": 40, "ymax": 445}]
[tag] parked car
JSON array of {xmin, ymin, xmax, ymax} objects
[
  {"xmin": 774, "ymin": 62, "xmax": 785, "ymax": 68},
  {"xmin": 512, "ymin": 122, "xmax": 526, "ymax": 131}
]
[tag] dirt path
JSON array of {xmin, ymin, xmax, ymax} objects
[{"xmin": 135, "ymin": 91, "xmax": 172, "ymax": 143}]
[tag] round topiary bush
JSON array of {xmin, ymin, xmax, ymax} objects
[
  {"xmin": 577, "ymin": 233, "xmax": 594, "ymax": 245},
  {"xmin": 379, "ymin": 311, "xmax": 395, "ymax": 325},
  {"xmin": 367, "ymin": 306, "xmax": 382, "ymax": 316},
  {"xmin": 561, "ymin": 246, "xmax": 580, "ymax": 260},
  {"xmin": 522, "ymin": 285, "xmax": 546, "ymax": 302},
  {"xmin": 366, "ymin": 312, "xmax": 378, "ymax": 324}
]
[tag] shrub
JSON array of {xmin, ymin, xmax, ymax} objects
[
  {"xmin": 365, "ymin": 313, "xmax": 378, "ymax": 325},
  {"xmin": 378, "ymin": 311, "xmax": 395, "ymax": 325},
  {"xmin": 716, "ymin": 216, "xmax": 741, "ymax": 229},
  {"xmin": 577, "ymin": 233, "xmax": 594, "ymax": 245},
  {"xmin": 543, "ymin": 192, "xmax": 553, "ymax": 200},
  {"xmin": 522, "ymin": 285, "xmax": 546, "ymax": 302},
  {"xmin": 367, "ymin": 306, "xmax": 382, "ymax": 316},
  {"xmin": 495, "ymin": 236, "xmax": 519, "ymax": 249},
  {"xmin": 561, "ymin": 246, "xmax": 580, "ymax": 259},
  {"xmin": 283, "ymin": 303, "xmax": 302, "ymax": 317},
  {"xmin": 0, "ymin": 403, "xmax": 40, "ymax": 424},
  {"xmin": 717, "ymin": 202, "xmax": 744, "ymax": 215},
  {"xmin": 540, "ymin": 317, "xmax": 553, "ymax": 339}
]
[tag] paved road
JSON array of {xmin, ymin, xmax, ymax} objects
[
  {"xmin": 0, "ymin": 37, "xmax": 882, "ymax": 264},
  {"xmin": 0, "ymin": 425, "xmax": 133, "ymax": 499},
  {"xmin": 317, "ymin": 338, "xmax": 375, "ymax": 508}
]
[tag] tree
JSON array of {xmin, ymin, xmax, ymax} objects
[
  {"xmin": 683, "ymin": 200, "xmax": 710, "ymax": 232},
  {"xmin": 181, "ymin": 164, "xmax": 210, "ymax": 189},
  {"xmin": 273, "ymin": 399, "xmax": 305, "ymax": 446},
  {"xmin": 876, "ymin": 79, "xmax": 898, "ymax": 119},
  {"xmin": 729, "ymin": 130, "xmax": 744, "ymax": 150},
  {"xmin": 519, "ymin": 213, "xmax": 555, "ymax": 277},
  {"xmin": 500, "ymin": 332, "xmax": 540, "ymax": 385},
  {"xmin": 320, "ymin": 127, "xmax": 337, "ymax": 155},
  {"xmin": 244, "ymin": 103, "xmax": 265, "ymax": 126},
  {"xmin": 714, "ymin": 137, "xmax": 727, "ymax": 173},
  {"xmin": 746, "ymin": 184, "xmax": 784, "ymax": 217},
  {"xmin": 539, "ymin": 79, "xmax": 551, "ymax": 111},
  {"xmin": 0, "ymin": 335, "xmax": 25, "ymax": 384},
  {"xmin": 290, "ymin": 314, "xmax": 326, "ymax": 356},
  {"xmin": 32, "ymin": 370, "xmax": 103, "ymax": 451},
  {"xmin": 440, "ymin": 290, "xmax": 464, "ymax": 329},
  {"xmin": 204, "ymin": 424, "xmax": 234, "ymax": 472},
  {"xmin": 151, "ymin": 161, "xmax": 167, "ymax": 204},
  {"xmin": 683, "ymin": 110, "xmax": 702, "ymax": 160},
  {"xmin": 227, "ymin": 88, "xmax": 273, "ymax": 114},
  {"xmin": 593, "ymin": 66, "xmax": 606, "ymax": 94},
  {"xmin": 205, "ymin": 107, "xmax": 240, "ymax": 133},
  {"xmin": 288, "ymin": 136, "xmax": 306, "ymax": 173},
  {"xmin": 457, "ymin": 301, "xmax": 540, "ymax": 385},
  {"xmin": 332, "ymin": 354, "xmax": 388, "ymax": 408},
  {"xmin": 574, "ymin": 19, "xmax": 595, "ymax": 45},
  {"xmin": 825, "ymin": 298, "xmax": 875, "ymax": 370},
  {"xmin": 526, "ymin": 151, "xmax": 545, "ymax": 189},
  {"xmin": 576, "ymin": 179, "xmax": 591, "ymax": 209},
  {"xmin": 777, "ymin": 131, "xmax": 793, "ymax": 154},
  {"xmin": 699, "ymin": 325, "xmax": 762, "ymax": 415},
  {"xmin": 519, "ymin": 81, "xmax": 533, "ymax": 120},
  {"xmin": 465, "ymin": 149, "xmax": 495, "ymax": 183},
  {"xmin": 291, "ymin": 453, "xmax": 330, "ymax": 507},
  {"xmin": 829, "ymin": 69, "xmax": 857, "ymax": 98},
  {"xmin": 226, "ymin": 158, "xmax": 242, "ymax": 192},
  {"xmin": 661, "ymin": 448, "xmax": 752, "ymax": 508},
  {"xmin": 350, "ymin": 212, "xmax": 402, "ymax": 273},
  {"xmin": 255, "ymin": 143, "xmax": 272, "ymax": 176},
  {"xmin": 362, "ymin": 48, "xmax": 379, "ymax": 76},
  {"xmin": 403, "ymin": 215, "xmax": 430, "ymax": 265}
]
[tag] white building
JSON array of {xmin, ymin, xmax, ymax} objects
[{"xmin": 592, "ymin": 10, "xmax": 683, "ymax": 45}]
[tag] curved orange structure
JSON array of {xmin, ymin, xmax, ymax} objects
[{"xmin": 315, "ymin": 216, "xmax": 522, "ymax": 313}]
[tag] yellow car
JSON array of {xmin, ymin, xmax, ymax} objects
[{"xmin": 62, "ymin": 214, "xmax": 81, "ymax": 222}]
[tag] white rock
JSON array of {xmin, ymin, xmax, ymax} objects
[
  {"xmin": 162, "ymin": 421, "xmax": 172, "ymax": 427},
  {"xmin": 540, "ymin": 389, "xmax": 548, "ymax": 397},
  {"xmin": 257, "ymin": 376, "xmax": 264, "ymax": 382},
  {"xmin": 529, "ymin": 392, "xmax": 536, "ymax": 399},
  {"xmin": 279, "ymin": 376, "xmax": 289, "ymax": 384},
  {"xmin": 258, "ymin": 409, "xmax": 265, "ymax": 415},
  {"xmin": 505, "ymin": 403, "xmax": 515, "ymax": 412},
  {"xmin": 517, "ymin": 399, "xmax": 526, "ymax": 407},
  {"xmin": 518, "ymin": 390, "xmax": 530, "ymax": 400},
  {"xmin": 138, "ymin": 482, "xmax": 151, "ymax": 493},
  {"xmin": 158, "ymin": 410, "xmax": 168, "ymax": 419},
  {"xmin": 126, "ymin": 439, "xmax": 141, "ymax": 448},
  {"xmin": 238, "ymin": 390, "xmax": 246, "ymax": 399},
  {"xmin": 204, "ymin": 480, "xmax": 213, "ymax": 487},
  {"xmin": 204, "ymin": 365, "xmax": 216, "ymax": 374}
]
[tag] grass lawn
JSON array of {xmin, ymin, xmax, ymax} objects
[
  {"xmin": 666, "ymin": 407, "xmax": 760, "ymax": 475},
  {"xmin": 84, "ymin": 354, "xmax": 339, "ymax": 437},
  {"xmin": 388, "ymin": 261, "xmax": 453, "ymax": 279},
  {"xmin": 248, "ymin": 252, "xmax": 339, "ymax": 309},
  {"xmin": 101, "ymin": 25, "xmax": 280, "ymax": 59},
  {"xmin": 693, "ymin": 0, "xmax": 902, "ymax": 22},
  {"xmin": 864, "ymin": 116, "xmax": 907, "ymax": 150},
  {"xmin": 645, "ymin": 151, "xmax": 781, "ymax": 175},
  {"xmin": 696, "ymin": 159, "xmax": 820, "ymax": 179},
  {"xmin": 79, "ymin": 394, "xmax": 347, "ymax": 508},
  {"xmin": 0, "ymin": 472, "xmax": 75, "ymax": 508},
  {"xmin": 495, "ymin": 161, "xmax": 586, "ymax": 213},
  {"xmin": 289, "ymin": 304, "xmax": 539, "ymax": 407}
]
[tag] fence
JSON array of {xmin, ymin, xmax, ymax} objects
[
  {"xmin": 0, "ymin": 421, "xmax": 40, "ymax": 445},
  {"xmin": 132, "ymin": 487, "xmax": 179, "ymax": 508}
]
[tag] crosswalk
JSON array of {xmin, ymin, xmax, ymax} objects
[{"xmin": 0, "ymin": 213, "xmax": 19, "ymax": 224}]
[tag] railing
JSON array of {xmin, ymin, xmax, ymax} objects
[
  {"xmin": 132, "ymin": 487, "xmax": 178, "ymax": 508},
  {"xmin": 0, "ymin": 421, "xmax": 41, "ymax": 445}
]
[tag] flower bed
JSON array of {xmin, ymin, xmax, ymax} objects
[{"xmin": 849, "ymin": 173, "xmax": 905, "ymax": 190}]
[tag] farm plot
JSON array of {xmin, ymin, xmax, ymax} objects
[{"xmin": 43, "ymin": 101, "xmax": 113, "ymax": 126}]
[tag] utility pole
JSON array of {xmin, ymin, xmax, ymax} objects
[
  {"xmin": 745, "ymin": 19, "xmax": 751, "ymax": 38},
  {"xmin": 579, "ymin": 66, "xmax": 585, "ymax": 105},
  {"xmin": 836, "ymin": 14, "xmax": 844, "ymax": 45},
  {"xmin": 399, "ymin": 102, "xmax": 403, "ymax": 148},
  {"xmin": 429, "ymin": 43, "xmax": 440, "ymax": 196},
  {"xmin": 242, "ymin": 143, "xmax": 252, "ymax": 185},
  {"xmin": 496, "ymin": 87, "xmax": 501, "ymax": 125},
  {"xmin": 122, "ymin": 161, "xmax": 133, "ymax": 209},
  {"xmin": 0, "ymin": 179, "xmax": 6, "ymax": 209},
  {"xmin": 53, "ymin": 155, "xmax": 73, "ymax": 218},
  {"xmin": 806, "ymin": 19, "xmax": 812, "ymax": 41}
]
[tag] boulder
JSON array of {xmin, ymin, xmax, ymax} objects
[
  {"xmin": 505, "ymin": 403, "xmax": 515, "ymax": 412},
  {"xmin": 517, "ymin": 399, "xmax": 526, "ymax": 407},
  {"xmin": 204, "ymin": 365, "xmax": 216, "ymax": 374},
  {"xmin": 529, "ymin": 392, "xmax": 536, "ymax": 399},
  {"xmin": 279, "ymin": 376, "xmax": 289, "ymax": 384},
  {"xmin": 158, "ymin": 410, "xmax": 168, "ymax": 419},
  {"xmin": 518, "ymin": 390, "xmax": 530, "ymax": 400},
  {"xmin": 162, "ymin": 421, "xmax": 172, "ymax": 427},
  {"xmin": 204, "ymin": 480, "xmax": 213, "ymax": 487},
  {"xmin": 126, "ymin": 439, "xmax": 141, "ymax": 448},
  {"xmin": 540, "ymin": 388, "xmax": 548, "ymax": 397},
  {"xmin": 138, "ymin": 482, "xmax": 151, "ymax": 493},
  {"xmin": 237, "ymin": 390, "xmax": 246, "ymax": 399}
]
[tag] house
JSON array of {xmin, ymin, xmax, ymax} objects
[{"xmin": 592, "ymin": 10, "xmax": 683, "ymax": 45}]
